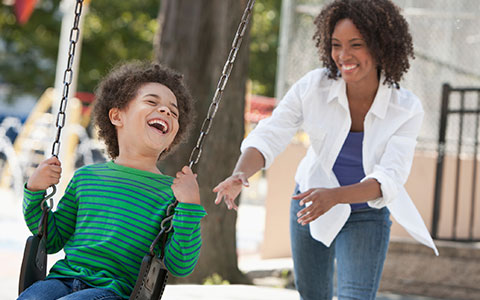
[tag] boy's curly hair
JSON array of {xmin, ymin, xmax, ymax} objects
[
  {"xmin": 92, "ymin": 61, "xmax": 196, "ymax": 159},
  {"xmin": 313, "ymin": 0, "xmax": 414, "ymax": 87}
]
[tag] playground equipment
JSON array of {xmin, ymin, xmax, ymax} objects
[{"xmin": 0, "ymin": 89, "xmax": 84, "ymax": 197}]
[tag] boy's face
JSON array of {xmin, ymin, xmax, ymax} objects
[{"xmin": 111, "ymin": 82, "xmax": 180, "ymax": 157}]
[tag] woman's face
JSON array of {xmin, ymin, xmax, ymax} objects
[{"xmin": 331, "ymin": 18, "xmax": 378, "ymax": 88}]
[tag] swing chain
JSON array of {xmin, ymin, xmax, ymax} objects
[
  {"xmin": 187, "ymin": 0, "xmax": 256, "ymax": 169},
  {"xmin": 52, "ymin": 0, "xmax": 84, "ymax": 159},
  {"xmin": 150, "ymin": 0, "xmax": 256, "ymax": 249},
  {"xmin": 144, "ymin": 0, "xmax": 257, "ymax": 260},
  {"xmin": 42, "ymin": 0, "xmax": 84, "ymax": 214},
  {"xmin": 149, "ymin": 202, "xmax": 175, "ymax": 256}
]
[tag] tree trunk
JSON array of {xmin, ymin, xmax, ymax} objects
[{"xmin": 155, "ymin": 0, "xmax": 251, "ymax": 284}]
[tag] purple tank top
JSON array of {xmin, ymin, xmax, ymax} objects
[{"xmin": 332, "ymin": 131, "xmax": 369, "ymax": 211}]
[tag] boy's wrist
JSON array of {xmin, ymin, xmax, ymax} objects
[
  {"xmin": 25, "ymin": 182, "xmax": 43, "ymax": 192},
  {"xmin": 176, "ymin": 197, "xmax": 201, "ymax": 205}
]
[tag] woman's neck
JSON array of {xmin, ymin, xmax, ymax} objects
[{"xmin": 346, "ymin": 77, "xmax": 379, "ymax": 104}]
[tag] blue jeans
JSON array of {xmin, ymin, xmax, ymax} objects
[
  {"xmin": 17, "ymin": 278, "xmax": 123, "ymax": 300},
  {"xmin": 290, "ymin": 188, "xmax": 392, "ymax": 300}
]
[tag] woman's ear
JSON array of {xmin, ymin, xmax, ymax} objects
[{"xmin": 109, "ymin": 108, "xmax": 123, "ymax": 127}]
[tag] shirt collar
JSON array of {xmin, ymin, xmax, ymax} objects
[
  {"xmin": 326, "ymin": 73, "xmax": 392, "ymax": 119},
  {"xmin": 326, "ymin": 78, "xmax": 348, "ymax": 110},
  {"xmin": 369, "ymin": 75, "xmax": 392, "ymax": 119}
]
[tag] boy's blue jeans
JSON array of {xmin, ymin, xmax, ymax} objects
[
  {"xmin": 17, "ymin": 278, "xmax": 123, "ymax": 300},
  {"xmin": 290, "ymin": 188, "xmax": 391, "ymax": 300}
]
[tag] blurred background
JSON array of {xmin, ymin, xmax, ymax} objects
[{"xmin": 1, "ymin": 0, "xmax": 479, "ymax": 299}]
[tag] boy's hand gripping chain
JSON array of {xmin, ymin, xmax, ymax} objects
[
  {"xmin": 18, "ymin": 0, "xmax": 85, "ymax": 295},
  {"xmin": 129, "ymin": 1, "xmax": 256, "ymax": 299}
]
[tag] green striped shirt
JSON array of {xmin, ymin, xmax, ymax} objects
[{"xmin": 23, "ymin": 161, "xmax": 206, "ymax": 299}]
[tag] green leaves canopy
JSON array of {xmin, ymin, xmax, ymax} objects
[
  {"xmin": 0, "ymin": 0, "xmax": 280, "ymax": 101},
  {"xmin": 0, "ymin": 0, "xmax": 159, "ymax": 101}
]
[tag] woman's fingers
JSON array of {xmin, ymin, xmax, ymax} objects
[
  {"xmin": 214, "ymin": 190, "xmax": 225, "ymax": 205},
  {"xmin": 297, "ymin": 205, "xmax": 320, "ymax": 225},
  {"xmin": 212, "ymin": 182, "xmax": 224, "ymax": 193},
  {"xmin": 298, "ymin": 213, "xmax": 316, "ymax": 225},
  {"xmin": 292, "ymin": 189, "xmax": 314, "ymax": 200},
  {"xmin": 213, "ymin": 174, "xmax": 246, "ymax": 210},
  {"xmin": 226, "ymin": 195, "xmax": 238, "ymax": 211},
  {"xmin": 214, "ymin": 192, "xmax": 238, "ymax": 210}
]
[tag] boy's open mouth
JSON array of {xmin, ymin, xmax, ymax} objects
[{"xmin": 148, "ymin": 119, "xmax": 169, "ymax": 134}]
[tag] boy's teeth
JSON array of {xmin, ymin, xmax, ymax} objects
[{"xmin": 148, "ymin": 119, "xmax": 168, "ymax": 133}]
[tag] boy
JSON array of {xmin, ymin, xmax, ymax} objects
[{"xmin": 19, "ymin": 61, "xmax": 206, "ymax": 299}]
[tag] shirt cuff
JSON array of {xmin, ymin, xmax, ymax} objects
[
  {"xmin": 363, "ymin": 170, "xmax": 398, "ymax": 209},
  {"xmin": 24, "ymin": 183, "xmax": 46, "ymax": 202},
  {"xmin": 175, "ymin": 202, "xmax": 207, "ymax": 217}
]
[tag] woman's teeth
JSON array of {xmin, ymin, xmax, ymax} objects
[{"xmin": 343, "ymin": 64, "xmax": 357, "ymax": 71}]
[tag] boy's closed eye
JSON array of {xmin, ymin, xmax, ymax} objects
[
  {"xmin": 144, "ymin": 99, "xmax": 179, "ymax": 118},
  {"xmin": 147, "ymin": 99, "xmax": 156, "ymax": 105}
]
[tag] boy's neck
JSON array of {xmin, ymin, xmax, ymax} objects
[{"xmin": 114, "ymin": 153, "xmax": 162, "ymax": 174}]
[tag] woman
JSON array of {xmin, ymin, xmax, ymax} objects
[{"xmin": 214, "ymin": 0, "xmax": 437, "ymax": 299}]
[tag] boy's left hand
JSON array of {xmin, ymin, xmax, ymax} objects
[{"xmin": 171, "ymin": 166, "xmax": 201, "ymax": 205}]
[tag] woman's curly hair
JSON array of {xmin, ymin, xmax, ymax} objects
[
  {"xmin": 92, "ymin": 61, "xmax": 196, "ymax": 159},
  {"xmin": 313, "ymin": 0, "xmax": 414, "ymax": 87}
]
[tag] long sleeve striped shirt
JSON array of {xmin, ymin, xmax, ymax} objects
[{"xmin": 23, "ymin": 161, "xmax": 207, "ymax": 299}]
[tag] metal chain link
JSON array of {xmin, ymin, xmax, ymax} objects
[
  {"xmin": 42, "ymin": 0, "xmax": 85, "ymax": 213},
  {"xmin": 156, "ymin": 0, "xmax": 256, "ymax": 238},
  {"xmin": 188, "ymin": 0, "xmax": 255, "ymax": 169}
]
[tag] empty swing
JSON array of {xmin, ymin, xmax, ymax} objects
[{"xmin": 18, "ymin": 0, "xmax": 256, "ymax": 299}]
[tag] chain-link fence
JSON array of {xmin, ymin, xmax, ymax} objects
[{"xmin": 276, "ymin": 0, "xmax": 480, "ymax": 154}]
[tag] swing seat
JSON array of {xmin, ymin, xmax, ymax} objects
[
  {"xmin": 18, "ymin": 234, "xmax": 47, "ymax": 295},
  {"xmin": 130, "ymin": 254, "xmax": 169, "ymax": 300}
]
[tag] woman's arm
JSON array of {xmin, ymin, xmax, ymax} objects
[{"xmin": 294, "ymin": 179, "xmax": 381, "ymax": 225}]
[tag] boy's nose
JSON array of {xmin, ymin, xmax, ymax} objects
[{"xmin": 158, "ymin": 106, "xmax": 171, "ymax": 116}]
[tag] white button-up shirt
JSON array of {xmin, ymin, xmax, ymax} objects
[{"xmin": 241, "ymin": 68, "xmax": 438, "ymax": 255}]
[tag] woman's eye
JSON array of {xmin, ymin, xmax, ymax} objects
[
  {"xmin": 332, "ymin": 44, "xmax": 341, "ymax": 48},
  {"xmin": 352, "ymin": 43, "xmax": 363, "ymax": 48},
  {"xmin": 147, "ymin": 100, "xmax": 156, "ymax": 105}
]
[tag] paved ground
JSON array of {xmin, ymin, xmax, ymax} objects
[{"xmin": 0, "ymin": 188, "xmax": 447, "ymax": 300}]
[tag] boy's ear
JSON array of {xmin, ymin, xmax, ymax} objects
[{"xmin": 109, "ymin": 108, "xmax": 123, "ymax": 127}]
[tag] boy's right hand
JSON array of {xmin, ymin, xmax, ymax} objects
[
  {"xmin": 26, "ymin": 156, "xmax": 62, "ymax": 192},
  {"xmin": 212, "ymin": 172, "xmax": 249, "ymax": 211}
]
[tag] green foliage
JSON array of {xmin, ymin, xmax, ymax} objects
[
  {"xmin": 0, "ymin": 0, "xmax": 281, "ymax": 101},
  {"xmin": 203, "ymin": 273, "xmax": 230, "ymax": 285},
  {"xmin": 0, "ymin": 0, "xmax": 62, "ymax": 101},
  {"xmin": 249, "ymin": 0, "xmax": 281, "ymax": 97},
  {"xmin": 79, "ymin": 0, "xmax": 159, "ymax": 91},
  {"xmin": 0, "ymin": 0, "xmax": 159, "ymax": 101}
]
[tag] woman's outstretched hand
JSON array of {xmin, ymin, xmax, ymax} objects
[
  {"xmin": 213, "ymin": 172, "xmax": 250, "ymax": 211},
  {"xmin": 293, "ymin": 188, "xmax": 338, "ymax": 225}
]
